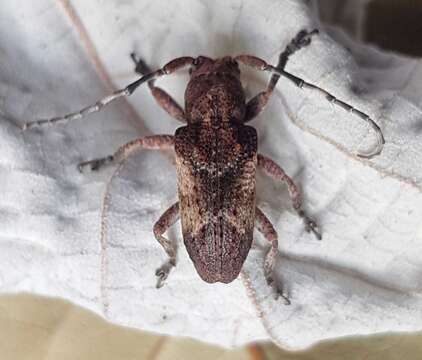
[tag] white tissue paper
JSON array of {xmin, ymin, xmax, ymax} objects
[{"xmin": 1, "ymin": 0, "xmax": 422, "ymax": 350}]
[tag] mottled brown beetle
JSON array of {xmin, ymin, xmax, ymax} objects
[{"xmin": 24, "ymin": 30, "xmax": 384, "ymax": 303}]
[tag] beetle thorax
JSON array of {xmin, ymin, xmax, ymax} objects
[{"xmin": 184, "ymin": 57, "xmax": 246, "ymax": 125}]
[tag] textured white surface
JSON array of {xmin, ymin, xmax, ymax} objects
[{"xmin": 1, "ymin": 0, "xmax": 422, "ymax": 350}]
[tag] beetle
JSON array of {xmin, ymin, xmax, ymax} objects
[{"xmin": 23, "ymin": 30, "xmax": 384, "ymax": 304}]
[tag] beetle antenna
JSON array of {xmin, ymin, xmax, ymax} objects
[
  {"xmin": 235, "ymin": 52, "xmax": 385, "ymax": 159},
  {"xmin": 270, "ymin": 67, "xmax": 385, "ymax": 159},
  {"xmin": 22, "ymin": 71, "xmax": 160, "ymax": 130}
]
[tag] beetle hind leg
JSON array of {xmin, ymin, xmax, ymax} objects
[
  {"xmin": 153, "ymin": 202, "xmax": 180, "ymax": 288},
  {"xmin": 255, "ymin": 207, "xmax": 291, "ymax": 305}
]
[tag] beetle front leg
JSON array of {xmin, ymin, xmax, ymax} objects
[
  {"xmin": 257, "ymin": 154, "xmax": 322, "ymax": 240},
  {"xmin": 78, "ymin": 134, "xmax": 174, "ymax": 172},
  {"xmin": 130, "ymin": 53, "xmax": 186, "ymax": 123},
  {"xmin": 153, "ymin": 202, "xmax": 180, "ymax": 288},
  {"xmin": 255, "ymin": 207, "xmax": 290, "ymax": 305},
  {"xmin": 244, "ymin": 29, "xmax": 318, "ymax": 122}
]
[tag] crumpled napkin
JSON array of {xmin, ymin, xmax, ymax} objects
[{"xmin": 1, "ymin": 0, "xmax": 422, "ymax": 350}]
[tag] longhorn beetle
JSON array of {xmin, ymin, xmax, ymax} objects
[{"xmin": 24, "ymin": 30, "xmax": 385, "ymax": 304}]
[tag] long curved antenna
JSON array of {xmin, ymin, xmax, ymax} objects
[
  {"xmin": 270, "ymin": 67, "xmax": 385, "ymax": 159},
  {"xmin": 235, "ymin": 54, "xmax": 385, "ymax": 159},
  {"xmin": 23, "ymin": 56, "xmax": 194, "ymax": 130},
  {"xmin": 22, "ymin": 71, "xmax": 159, "ymax": 130}
]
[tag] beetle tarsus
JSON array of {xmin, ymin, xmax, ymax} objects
[
  {"xmin": 130, "ymin": 52, "xmax": 152, "ymax": 76},
  {"xmin": 288, "ymin": 29, "xmax": 318, "ymax": 53},
  {"xmin": 298, "ymin": 210, "xmax": 322, "ymax": 240},
  {"xmin": 77, "ymin": 155, "xmax": 114, "ymax": 173},
  {"xmin": 266, "ymin": 275, "xmax": 291, "ymax": 305},
  {"xmin": 155, "ymin": 261, "xmax": 175, "ymax": 288}
]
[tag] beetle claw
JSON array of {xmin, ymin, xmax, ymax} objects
[{"xmin": 280, "ymin": 293, "xmax": 291, "ymax": 305}]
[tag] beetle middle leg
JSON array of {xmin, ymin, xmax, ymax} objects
[
  {"xmin": 153, "ymin": 202, "xmax": 180, "ymax": 288},
  {"xmin": 78, "ymin": 134, "xmax": 174, "ymax": 172},
  {"xmin": 130, "ymin": 52, "xmax": 186, "ymax": 123},
  {"xmin": 244, "ymin": 29, "xmax": 318, "ymax": 122},
  {"xmin": 257, "ymin": 153, "xmax": 322, "ymax": 240},
  {"xmin": 255, "ymin": 207, "xmax": 290, "ymax": 305}
]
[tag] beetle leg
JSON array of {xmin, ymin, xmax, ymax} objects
[
  {"xmin": 23, "ymin": 57, "xmax": 194, "ymax": 130},
  {"xmin": 153, "ymin": 202, "xmax": 180, "ymax": 288},
  {"xmin": 77, "ymin": 134, "xmax": 174, "ymax": 172},
  {"xmin": 130, "ymin": 53, "xmax": 186, "ymax": 123},
  {"xmin": 257, "ymin": 154, "xmax": 322, "ymax": 240},
  {"xmin": 244, "ymin": 29, "xmax": 318, "ymax": 122},
  {"xmin": 255, "ymin": 207, "xmax": 290, "ymax": 305}
]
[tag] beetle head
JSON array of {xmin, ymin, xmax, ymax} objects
[{"xmin": 189, "ymin": 56, "xmax": 240, "ymax": 78}]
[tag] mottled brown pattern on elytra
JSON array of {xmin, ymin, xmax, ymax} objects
[{"xmin": 175, "ymin": 123, "xmax": 257, "ymax": 283}]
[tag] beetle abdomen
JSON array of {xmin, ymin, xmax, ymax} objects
[{"xmin": 175, "ymin": 123, "xmax": 257, "ymax": 283}]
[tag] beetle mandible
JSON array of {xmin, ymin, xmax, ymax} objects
[{"xmin": 24, "ymin": 30, "xmax": 385, "ymax": 304}]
